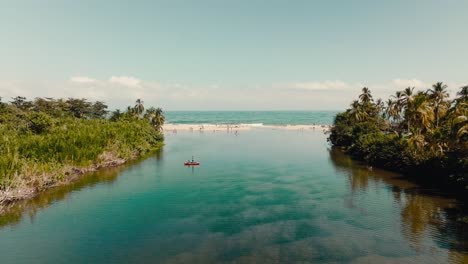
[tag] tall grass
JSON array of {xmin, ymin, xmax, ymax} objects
[{"xmin": 0, "ymin": 118, "xmax": 163, "ymax": 189}]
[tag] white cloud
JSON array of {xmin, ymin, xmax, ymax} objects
[
  {"xmin": 70, "ymin": 76, "xmax": 96, "ymax": 83},
  {"xmin": 287, "ymin": 80, "xmax": 350, "ymax": 90},
  {"xmin": 109, "ymin": 76, "xmax": 141, "ymax": 87},
  {"xmin": 1, "ymin": 77, "xmax": 466, "ymax": 111},
  {"xmin": 392, "ymin": 78, "xmax": 427, "ymax": 88}
]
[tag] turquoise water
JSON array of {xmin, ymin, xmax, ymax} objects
[
  {"xmin": 165, "ymin": 111, "xmax": 338, "ymax": 125},
  {"xmin": 0, "ymin": 130, "xmax": 466, "ymax": 263}
]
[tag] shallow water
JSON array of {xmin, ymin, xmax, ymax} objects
[{"xmin": 0, "ymin": 129, "xmax": 466, "ymax": 263}]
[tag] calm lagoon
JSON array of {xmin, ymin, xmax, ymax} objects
[{"xmin": 0, "ymin": 129, "xmax": 466, "ymax": 263}]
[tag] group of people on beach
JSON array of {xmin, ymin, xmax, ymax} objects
[
  {"xmin": 164, "ymin": 123, "xmax": 331, "ymax": 134},
  {"xmin": 169, "ymin": 124, "xmax": 239, "ymax": 135}
]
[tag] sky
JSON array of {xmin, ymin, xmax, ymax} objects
[{"xmin": 0, "ymin": 0, "xmax": 467, "ymax": 110}]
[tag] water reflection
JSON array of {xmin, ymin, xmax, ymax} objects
[
  {"xmin": 1, "ymin": 138, "xmax": 467, "ymax": 263},
  {"xmin": 329, "ymin": 148, "xmax": 468, "ymax": 262},
  {"xmin": 0, "ymin": 148, "xmax": 164, "ymax": 228}
]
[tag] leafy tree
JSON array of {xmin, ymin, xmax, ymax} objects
[
  {"xmin": 328, "ymin": 112, "xmax": 354, "ymax": 146},
  {"xmin": 10, "ymin": 96, "xmax": 33, "ymax": 110},
  {"xmin": 66, "ymin": 98, "xmax": 92, "ymax": 118},
  {"xmin": 32, "ymin": 97, "xmax": 69, "ymax": 118},
  {"xmin": 90, "ymin": 101, "xmax": 108, "ymax": 119},
  {"xmin": 109, "ymin": 109, "xmax": 123, "ymax": 121}
]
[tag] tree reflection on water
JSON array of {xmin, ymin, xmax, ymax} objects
[
  {"xmin": 0, "ymin": 147, "xmax": 164, "ymax": 228},
  {"xmin": 329, "ymin": 148, "xmax": 468, "ymax": 263}
]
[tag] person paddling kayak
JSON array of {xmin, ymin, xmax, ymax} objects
[{"xmin": 184, "ymin": 156, "xmax": 200, "ymax": 166}]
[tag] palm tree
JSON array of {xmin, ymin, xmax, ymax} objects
[
  {"xmin": 391, "ymin": 91, "xmax": 404, "ymax": 124},
  {"xmin": 375, "ymin": 98, "xmax": 384, "ymax": 113},
  {"xmin": 407, "ymin": 132, "xmax": 426, "ymax": 156},
  {"xmin": 456, "ymin": 85, "xmax": 468, "ymax": 102},
  {"xmin": 134, "ymin": 99, "xmax": 145, "ymax": 117},
  {"xmin": 144, "ymin": 107, "xmax": 165, "ymax": 132},
  {"xmin": 348, "ymin": 100, "xmax": 368, "ymax": 122},
  {"xmin": 359, "ymin": 87, "xmax": 373, "ymax": 104},
  {"xmin": 451, "ymin": 102, "xmax": 467, "ymax": 140},
  {"xmin": 400, "ymin": 87, "xmax": 416, "ymax": 132},
  {"xmin": 384, "ymin": 99, "xmax": 393, "ymax": 119},
  {"xmin": 402, "ymin": 87, "xmax": 414, "ymax": 105},
  {"xmin": 455, "ymin": 117, "xmax": 467, "ymax": 138},
  {"xmin": 427, "ymin": 82, "xmax": 449, "ymax": 127},
  {"xmin": 427, "ymin": 139, "xmax": 447, "ymax": 157},
  {"xmin": 405, "ymin": 93, "xmax": 434, "ymax": 133},
  {"xmin": 153, "ymin": 107, "xmax": 165, "ymax": 132},
  {"xmin": 385, "ymin": 99, "xmax": 401, "ymax": 125},
  {"xmin": 392, "ymin": 91, "xmax": 403, "ymax": 102},
  {"xmin": 126, "ymin": 106, "xmax": 138, "ymax": 119}
]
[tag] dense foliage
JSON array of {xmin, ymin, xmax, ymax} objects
[
  {"xmin": 329, "ymin": 83, "xmax": 468, "ymax": 191},
  {"xmin": 0, "ymin": 97, "xmax": 164, "ymax": 191}
]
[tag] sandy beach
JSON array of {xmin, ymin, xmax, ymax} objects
[{"xmin": 163, "ymin": 123, "xmax": 332, "ymax": 132}]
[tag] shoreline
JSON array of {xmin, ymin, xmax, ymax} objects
[{"xmin": 163, "ymin": 123, "xmax": 332, "ymax": 132}]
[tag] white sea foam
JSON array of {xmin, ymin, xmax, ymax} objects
[
  {"xmin": 163, "ymin": 123, "xmax": 331, "ymax": 132},
  {"xmin": 239, "ymin": 123, "xmax": 264, "ymax": 127}
]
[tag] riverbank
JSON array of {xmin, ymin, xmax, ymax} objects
[
  {"xmin": 163, "ymin": 123, "xmax": 332, "ymax": 132},
  {"xmin": 328, "ymin": 86, "xmax": 468, "ymax": 199},
  {"xmin": 0, "ymin": 97, "xmax": 166, "ymax": 214}
]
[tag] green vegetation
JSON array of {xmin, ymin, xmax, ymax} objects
[
  {"xmin": 0, "ymin": 97, "xmax": 164, "ymax": 196},
  {"xmin": 329, "ymin": 83, "xmax": 468, "ymax": 192}
]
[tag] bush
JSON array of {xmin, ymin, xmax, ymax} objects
[
  {"xmin": 328, "ymin": 112, "xmax": 354, "ymax": 146},
  {"xmin": 26, "ymin": 112, "xmax": 53, "ymax": 134}
]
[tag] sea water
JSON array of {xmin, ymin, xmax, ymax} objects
[{"xmin": 165, "ymin": 111, "xmax": 338, "ymax": 125}]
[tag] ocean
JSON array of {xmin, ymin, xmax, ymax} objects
[{"xmin": 164, "ymin": 111, "xmax": 339, "ymax": 125}]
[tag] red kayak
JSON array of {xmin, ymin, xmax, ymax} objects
[{"xmin": 184, "ymin": 162, "xmax": 200, "ymax": 166}]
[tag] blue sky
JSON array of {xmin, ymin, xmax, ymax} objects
[{"xmin": 0, "ymin": 0, "xmax": 467, "ymax": 110}]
